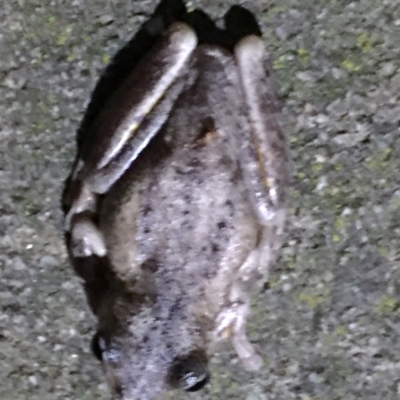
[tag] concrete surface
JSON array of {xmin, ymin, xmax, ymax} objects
[{"xmin": 1, "ymin": 0, "xmax": 399, "ymax": 399}]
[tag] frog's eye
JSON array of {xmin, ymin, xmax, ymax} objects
[
  {"xmin": 91, "ymin": 332, "xmax": 106, "ymax": 361},
  {"xmin": 167, "ymin": 352, "xmax": 210, "ymax": 392}
]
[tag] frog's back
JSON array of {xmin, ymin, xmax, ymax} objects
[{"xmin": 99, "ymin": 45, "xmax": 260, "ymax": 317}]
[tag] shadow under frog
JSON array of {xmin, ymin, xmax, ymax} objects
[{"xmin": 62, "ymin": 0, "xmax": 288, "ymax": 398}]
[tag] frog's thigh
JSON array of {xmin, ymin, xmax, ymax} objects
[
  {"xmin": 234, "ymin": 35, "xmax": 288, "ymax": 227},
  {"xmin": 81, "ymin": 23, "xmax": 198, "ymax": 194},
  {"xmin": 234, "ymin": 35, "xmax": 287, "ymax": 276},
  {"xmin": 84, "ymin": 74, "xmax": 189, "ymax": 195}
]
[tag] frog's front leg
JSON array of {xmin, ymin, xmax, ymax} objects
[{"xmin": 63, "ymin": 23, "xmax": 197, "ymax": 263}]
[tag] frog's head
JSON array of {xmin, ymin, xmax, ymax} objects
[{"xmin": 90, "ymin": 284, "xmax": 210, "ymax": 399}]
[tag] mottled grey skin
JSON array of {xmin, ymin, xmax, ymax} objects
[
  {"xmin": 62, "ymin": 4, "xmax": 287, "ymax": 400},
  {"xmin": 98, "ymin": 47, "xmax": 262, "ymax": 399}
]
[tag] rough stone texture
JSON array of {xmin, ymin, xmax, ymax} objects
[{"xmin": 1, "ymin": 0, "xmax": 399, "ymax": 399}]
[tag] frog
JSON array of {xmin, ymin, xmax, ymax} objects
[{"xmin": 62, "ymin": 1, "xmax": 288, "ymax": 399}]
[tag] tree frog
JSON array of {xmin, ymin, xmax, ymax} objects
[{"xmin": 62, "ymin": 1, "xmax": 288, "ymax": 398}]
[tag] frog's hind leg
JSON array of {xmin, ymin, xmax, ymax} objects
[
  {"xmin": 234, "ymin": 33, "xmax": 288, "ymax": 370},
  {"xmin": 63, "ymin": 23, "xmax": 197, "ymax": 266},
  {"xmin": 79, "ymin": 22, "xmax": 198, "ymax": 192},
  {"xmin": 235, "ymin": 34, "xmax": 288, "ymax": 224},
  {"xmin": 234, "ymin": 33, "xmax": 288, "ymax": 279},
  {"xmin": 82, "ymin": 71, "xmax": 190, "ymax": 195},
  {"xmin": 75, "ymin": 0, "xmax": 189, "ymax": 149},
  {"xmin": 215, "ymin": 7, "xmax": 288, "ymax": 371}
]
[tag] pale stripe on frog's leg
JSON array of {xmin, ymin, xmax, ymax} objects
[
  {"xmin": 234, "ymin": 35, "xmax": 288, "ymax": 227},
  {"xmin": 83, "ymin": 71, "xmax": 189, "ymax": 195},
  {"xmin": 82, "ymin": 22, "xmax": 198, "ymax": 173}
]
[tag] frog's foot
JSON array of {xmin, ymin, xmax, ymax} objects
[
  {"xmin": 215, "ymin": 285, "xmax": 262, "ymax": 371},
  {"xmin": 231, "ymin": 324, "xmax": 263, "ymax": 371}
]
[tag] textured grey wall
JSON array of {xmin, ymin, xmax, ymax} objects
[{"xmin": 1, "ymin": 0, "xmax": 399, "ymax": 399}]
